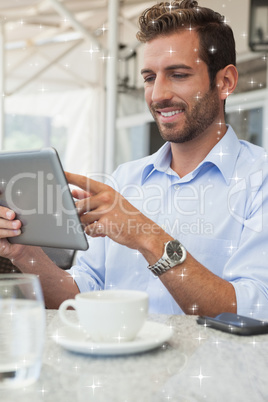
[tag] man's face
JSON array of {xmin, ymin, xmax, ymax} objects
[{"xmin": 141, "ymin": 30, "xmax": 221, "ymax": 144}]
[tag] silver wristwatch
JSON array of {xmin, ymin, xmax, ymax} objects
[{"xmin": 148, "ymin": 239, "xmax": 186, "ymax": 276}]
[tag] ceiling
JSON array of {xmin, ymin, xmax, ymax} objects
[
  {"xmin": 0, "ymin": 0, "xmax": 156, "ymax": 94},
  {"xmin": 0, "ymin": 0, "xmax": 254, "ymax": 95}
]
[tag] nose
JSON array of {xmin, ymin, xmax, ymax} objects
[{"xmin": 151, "ymin": 76, "xmax": 173, "ymax": 103}]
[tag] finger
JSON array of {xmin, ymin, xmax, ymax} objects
[
  {"xmin": 65, "ymin": 172, "xmax": 106, "ymax": 195},
  {"xmin": 76, "ymin": 195, "xmax": 117, "ymax": 218},
  {"xmin": 75, "ymin": 195, "xmax": 102, "ymax": 216},
  {"xmin": 0, "ymin": 207, "xmax": 16, "ymax": 220},
  {"xmin": 0, "ymin": 228, "xmax": 21, "ymax": 238},
  {"xmin": 71, "ymin": 188, "xmax": 92, "ymax": 200},
  {"xmin": 84, "ymin": 221, "xmax": 106, "ymax": 238},
  {"xmin": 79, "ymin": 211, "xmax": 102, "ymax": 226},
  {"xmin": 0, "ymin": 217, "xmax": 21, "ymax": 229},
  {"xmin": 0, "ymin": 218, "xmax": 21, "ymax": 238}
]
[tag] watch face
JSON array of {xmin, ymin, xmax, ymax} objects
[{"xmin": 166, "ymin": 241, "xmax": 184, "ymax": 262}]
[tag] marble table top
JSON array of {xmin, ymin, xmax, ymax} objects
[{"xmin": 1, "ymin": 310, "xmax": 268, "ymax": 402}]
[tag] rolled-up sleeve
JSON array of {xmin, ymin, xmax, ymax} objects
[
  {"xmin": 66, "ymin": 236, "xmax": 106, "ymax": 293},
  {"xmin": 224, "ymin": 167, "xmax": 268, "ymax": 319}
]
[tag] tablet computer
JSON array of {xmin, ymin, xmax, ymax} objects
[{"xmin": 0, "ymin": 147, "xmax": 88, "ymax": 250}]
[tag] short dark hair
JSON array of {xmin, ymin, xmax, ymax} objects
[{"xmin": 136, "ymin": 0, "xmax": 236, "ymax": 88}]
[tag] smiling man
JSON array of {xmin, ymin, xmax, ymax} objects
[
  {"xmin": 140, "ymin": 27, "xmax": 237, "ymax": 177},
  {"xmin": 0, "ymin": 1, "xmax": 268, "ymax": 319}
]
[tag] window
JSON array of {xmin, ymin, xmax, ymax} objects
[{"xmin": 226, "ymin": 107, "xmax": 263, "ymax": 146}]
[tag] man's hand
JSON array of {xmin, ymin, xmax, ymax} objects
[
  {"xmin": 0, "ymin": 207, "xmax": 25, "ymax": 260},
  {"xmin": 65, "ymin": 172, "xmax": 169, "ymax": 256}
]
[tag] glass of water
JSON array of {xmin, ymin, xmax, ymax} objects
[{"xmin": 0, "ymin": 274, "xmax": 46, "ymax": 388}]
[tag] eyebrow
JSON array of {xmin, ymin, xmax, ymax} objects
[{"xmin": 141, "ymin": 64, "xmax": 193, "ymax": 75}]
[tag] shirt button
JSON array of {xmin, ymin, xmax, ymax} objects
[{"xmin": 174, "ymin": 184, "xmax": 180, "ymax": 190}]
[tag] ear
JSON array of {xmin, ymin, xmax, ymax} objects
[{"xmin": 216, "ymin": 65, "xmax": 238, "ymax": 100}]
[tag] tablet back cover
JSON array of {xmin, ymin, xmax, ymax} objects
[{"xmin": 0, "ymin": 148, "xmax": 88, "ymax": 250}]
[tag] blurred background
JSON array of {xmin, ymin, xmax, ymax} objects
[{"xmin": 0, "ymin": 0, "xmax": 267, "ymax": 175}]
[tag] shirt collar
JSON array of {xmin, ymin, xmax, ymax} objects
[
  {"xmin": 141, "ymin": 142, "xmax": 172, "ymax": 184},
  {"xmin": 201, "ymin": 125, "xmax": 241, "ymax": 185},
  {"xmin": 141, "ymin": 126, "xmax": 241, "ymax": 185}
]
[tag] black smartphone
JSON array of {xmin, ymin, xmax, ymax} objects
[{"xmin": 197, "ymin": 312, "xmax": 268, "ymax": 336}]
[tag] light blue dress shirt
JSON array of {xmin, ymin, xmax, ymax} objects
[{"xmin": 68, "ymin": 126, "xmax": 268, "ymax": 319}]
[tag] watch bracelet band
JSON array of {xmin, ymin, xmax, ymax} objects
[{"xmin": 148, "ymin": 257, "xmax": 173, "ymax": 276}]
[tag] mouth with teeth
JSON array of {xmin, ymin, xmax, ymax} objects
[
  {"xmin": 155, "ymin": 108, "xmax": 185, "ymax": 124},
  {"xmin": 160, "ymin": 110, "xmax": 184, "ymax": 117}
]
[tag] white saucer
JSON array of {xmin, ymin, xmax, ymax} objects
[{"xmin": 53, "ymin": 321, "xmax": 173, "ymax": 356}]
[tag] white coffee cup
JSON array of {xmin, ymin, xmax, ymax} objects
[{"xmin": 59, "ymin": 290, "xmax": 149, "ymax": 343}]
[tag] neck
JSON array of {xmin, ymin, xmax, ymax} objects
[{"xmin": 170, "ymin": 122, "xmax": 228, "ymax": 178}]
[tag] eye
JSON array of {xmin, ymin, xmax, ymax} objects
[
  {"xmin": 172, "ymin": 73, "xmax": 189, "ymax": 79},
  {"xmin": 143, "ymin": 75, "xmax": 155, "ymax": 83}
]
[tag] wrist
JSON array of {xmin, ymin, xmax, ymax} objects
[
  {"xmin": 138, "ymin": 232, "xmax": 174, "ymax": 265},
  {"xmin": 11, "ymin": 245, "xmax": 42, "ymax": 268}
]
